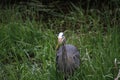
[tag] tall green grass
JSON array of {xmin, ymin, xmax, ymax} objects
[{"xmin": 0, "ymin": 4, "xmax": 120, "ymax": 80}]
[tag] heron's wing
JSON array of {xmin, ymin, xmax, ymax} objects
[
  {"xmin": 73, "ymin": 50, "xmax": 80, "ymax": 67},
  {"xmin": 65, "ymin": 45, "xmax": 80, "ymax": 65}
]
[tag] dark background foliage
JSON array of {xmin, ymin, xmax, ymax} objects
[{"xmin": 0, "ymin": 0, "xmax": 119, "ymax": 9}]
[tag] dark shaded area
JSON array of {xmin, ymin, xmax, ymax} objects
[{"xmin": 0, "ymin": 0, "xmax": 119, "ymax": 10}]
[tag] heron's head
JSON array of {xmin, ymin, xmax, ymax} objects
[
  {"xmin": 58, "ymin": 32, "xmax": 65, "ymax": 44},
  {"xmin": 56, "ymin": 32, "xmax": 66, "ymax": 50}
]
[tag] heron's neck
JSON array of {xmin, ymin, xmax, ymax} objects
[{"xmin": 62, "ymin": 42, "xmax": 67, "ymax": 60}]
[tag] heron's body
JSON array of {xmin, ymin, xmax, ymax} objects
[{"xmin": 56, "ymin": 44, "xmax": 80, "ymax": 75}]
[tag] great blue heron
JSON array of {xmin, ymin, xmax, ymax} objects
[{"xmin": 56, "ymin": 32, "xmax": 80, "ymax": 80}]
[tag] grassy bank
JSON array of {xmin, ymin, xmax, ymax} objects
[{"xmin": 0, "ymin": 4, "xmax": 120, "ymax": 80}]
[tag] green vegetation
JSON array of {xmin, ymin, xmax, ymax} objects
[{"xmin": 0, "ymin": 3, "xmax": 120, "ymax": 80}]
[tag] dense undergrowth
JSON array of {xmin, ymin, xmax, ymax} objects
[{"xmin": 0, "ymin": 2, "xmax": 120, "ymax": 80}]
